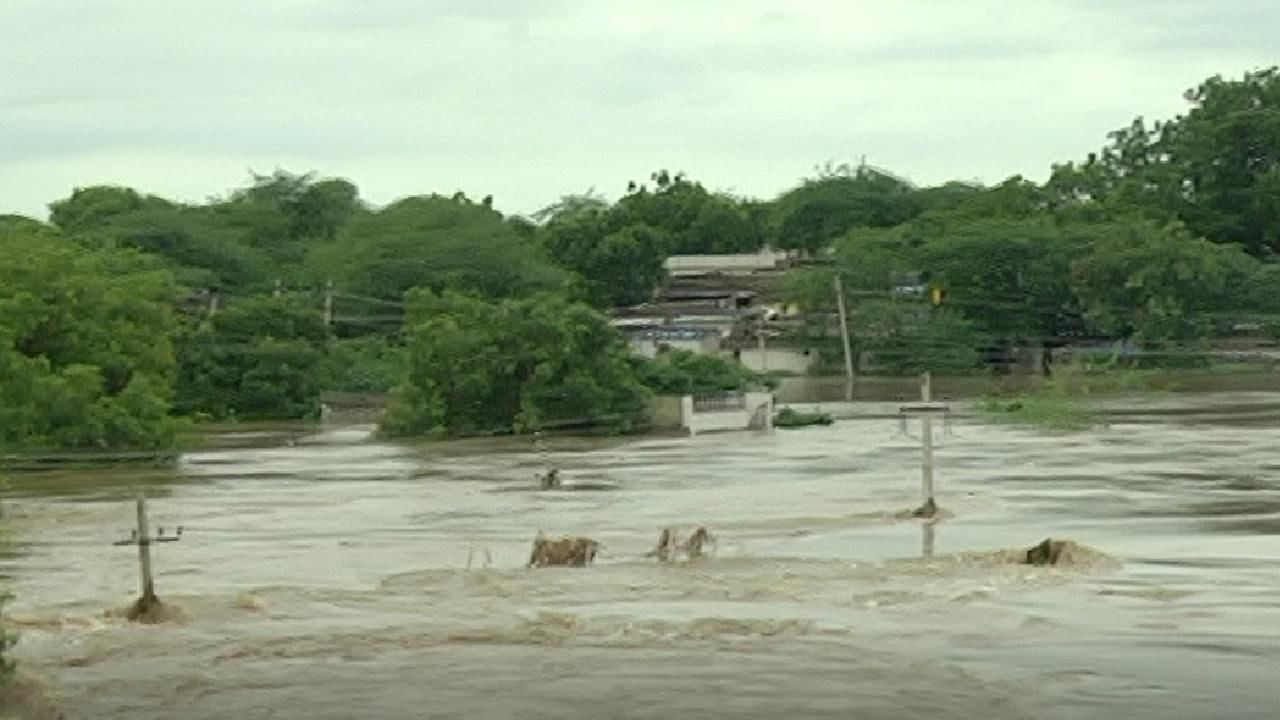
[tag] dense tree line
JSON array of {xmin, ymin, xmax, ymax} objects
[{"xmin": 0, "ymin": 67, "xmax": 1276, "ymax": 446}]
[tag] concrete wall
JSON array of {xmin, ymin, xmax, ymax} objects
[
  {"xmin": 732, "ymin": 347, "xmax": 815, "ymax": 374},
  {"xmin": 665, "ymin": 249, "xmax": 789, "ymax": 276},
  {"xmin": 772, "ymin": 375, "xmax": 1043, "ymax": 403},
  {"xmin": 648, "ymin": 395, "xmax": 686, "ymax": 430},
  {"xmin": 629, "ymin": 335, "xmax": 720, "ymax": 359}
]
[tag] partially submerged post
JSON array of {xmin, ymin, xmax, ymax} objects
[
  {"xmin": 899, "ymin": 372, "xmax": 949, "ymax": 519},
  {"xmin": 113, "ymin": 491, "xmax": 182, "ymax": 622},
  {"xmin": 921, "ymin": 372, "xmax": 935, "ymax": 503},
  {"xmin": 833, "ymin": 274, "xmax": 855, "ymax": 401},
  {"xmin": 533, "ymin": 431, "xmax": 561, "ymax": 489}
]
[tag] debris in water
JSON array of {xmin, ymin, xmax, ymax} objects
[
  {"xmin": 911, "ymin": 497, "xmax": 939, "ymax": 519},
  {"xmin": 234, "ymin": 592, "xmax": 267, "ymax": 612},
  {"xmin": 1023, "ymin": 537, "xmax": 1081, "ymax": 566},
  {"xmin": 0, "ymin": 673, "xmax": 67, "ymax": 720},
  {"xmin": 466, "ymin": 545, "xmax": 493, "ymax": 570},
  {"xmin": 537, "ymin": 467, "xmax": 561, "ymax": 490},
  {"xmin": 121, "ymin": 593, "xmax": 186, "ymax": 624},
  {"xmin": 645, "ymin": 526, "xmax": 717, "ymax": 562},
  {"xmin": 527, "ymin": 531, "xmax": 599, "ymax": 568}
]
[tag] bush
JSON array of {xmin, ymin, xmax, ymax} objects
[
  {"xmin": 381, "ymin": 291, "xmax": 652, "ymax": 438},
  {"xmin": 634, "ymin": 349, "xmax": 765, "ymax": 395},
  {"xmin": 321, "ymin": 337, "xmax": 407, "ymax": 394},
  {"xmin": 774, "ymin": 407, "xmax": 834, "ymax": 428}
]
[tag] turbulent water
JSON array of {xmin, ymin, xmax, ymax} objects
[{"xmin": 3, "ymin": 393, "xmax": 1280, "ymax": 719}]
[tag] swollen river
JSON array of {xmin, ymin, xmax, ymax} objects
[{"xmin": 3, "ymin": 393, "xmax": 1279, "ymax": 719}]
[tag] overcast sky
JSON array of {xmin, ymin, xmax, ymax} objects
[{"xmin": 2, "ymin": 0, "xmax": 1276, "ymax": 220}]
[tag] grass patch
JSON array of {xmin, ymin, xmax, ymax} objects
[
  {"xmin": 977, "ymin": 362, "xmax": 1119, "ymax": 432},
  {"xmin": 977, "ymin": 394, "xmax": 1102, "ymax": 432}
]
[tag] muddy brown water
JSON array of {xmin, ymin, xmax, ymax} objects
[{"xmin": 2, "ymin": 393, "xmax": 1279, "ymax": 719}]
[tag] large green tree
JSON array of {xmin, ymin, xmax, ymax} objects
[
  {"xmin": 175, "ymin": 296, "xmax": 331, "ymax": 420},
  {"xmin": 770, "ymin": 164, "xmax": 922, "ymax": 254},
  {"xmin": 540, "ymin": 211, "xmax": 668, "ymax": 307},
  {"xmin": 612, "ymin": 170, "xmax": 765, "ymax": 254},
  {"xmin": 309, "ymin": 194, "xmax": 569, "ymax": 303},
  {"xmin": 381, "ymin": 291, "xmax": 651, "ymax": 438},
  {"xmin": 917, "ymin": 218, "xmax": 1089, "ymax": 344},
  {"xmin": 1069, "ymin": 219, "xmax": 1256, "ymax": 345},
  {"xmin": 0, "ymin": 228, "xmax": 180, "ymax": 450},
  {"xmin": 1050, "ymin": 67, "xmax": 1280, "ymax": 256}
]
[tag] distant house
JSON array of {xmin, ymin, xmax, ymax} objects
[
  {"xmin": 664, "ymin": 248, "xmax": 792, "ymax": 278},
  {"xmin": 614, "ymin": 249, "xmax": 798, "ymax": 362}
]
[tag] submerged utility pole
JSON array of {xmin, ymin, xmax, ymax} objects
[
  {"xmin": 113, "ymin": 491, "xmax": 182, "ymax": 620},
  {"xmin": 833, "ymin": 274, "xmax": 855, "ymax": 401},
  {"xmin": 898, "ymin": 372, "xmax": 950, "ymax": 518},
  {"xmin": 921, "ymin": 372, "xmax": 935, "ymax": 502}
]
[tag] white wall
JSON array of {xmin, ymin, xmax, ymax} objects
[
  {"xmin": 733, "ymin": 347, "xmax": 815, "ymax": 374},
  {"xmin": 665, "ymin": 249, "xmax": 788, "ymax": 275},
  {"xmin": 629, "ymin": 336, "xmax": 719, "ymax": 359}
]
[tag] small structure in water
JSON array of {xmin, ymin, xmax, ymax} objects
[
  {"xmin": 537, "ymin": 467, "xmax": 561, "ymax": 490},
  {"xmin": 911, "ymin": 497, "xmax": 939, "ymax": 520},
  {"xmin": 466, "ymin": 544, "xmax": 493, "ymax": 570},
  {"xmin": 527, "ymin": 531, "xmax": 600, "ymax": 568},
  {"xmin": 646, "ymin": 526, "xmax": 717, "ymax": 562},
  {"xmin": 1024, "ymin": 537, "xmax": 1072, "ymax": 566},
  {"xmin": 125, "ymin": 592, "xmax": 164, "ymax": 624}
]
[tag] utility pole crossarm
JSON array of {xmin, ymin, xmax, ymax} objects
[{"xmin": 113, "ymin": 493, "xmax": 183, "ymax": 610}]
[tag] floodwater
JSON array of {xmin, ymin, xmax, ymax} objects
[{"xmin": 2, "ymin": 393, "xmax": 1279, "ymax": 719}]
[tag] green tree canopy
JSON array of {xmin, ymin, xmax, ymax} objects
[
  {"xmin": 175, "ymin": 295, "xmax": 331, "ymax": 421},
  {"xmin": 770, "ymin": 165, "xmax": 922, "ymax": 254},
  {"xmin": 309, "ymin": 194, "xmax": 570, "ymax": 303},
  {"xmin": 917, "ymin": 218, "xmax": 1089, "ymax": 343},
  {"xmin": 1050, "ymin": 66, "xmax": 1280, "ymax": 256},
  {"xmin": 538, "ymin": 210, "xmax": 668, "ymax": 307},
  {"xmin": 73, "ymin": 204, "xmax": 273, "ymax": 292},
  {"xmin": 381, "ymin": 291, "xmax": 651, "ymax": 438},
  {"xmin": 0, "ymin": 229, "xmax": 180, "ymax": 450},
  {"xmin": 48, "ymin": 185, "xmax": 170, "ymax": 233},
  {"xmin": 613, "ymin": 170, "xmax": 765, "ymax": 254},
  {"xmin": 1069, "ymin": 219, "xmax": 1257, "ymax": 344}
]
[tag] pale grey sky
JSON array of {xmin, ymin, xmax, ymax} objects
[{"xmin": 2, "ymin": 0, "xmax": 1276, "ymax": 220}]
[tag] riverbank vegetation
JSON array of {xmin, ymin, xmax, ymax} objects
[{"xmin": 0, "ymin": 67, "xmax": 1277, "ymax": 446}]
